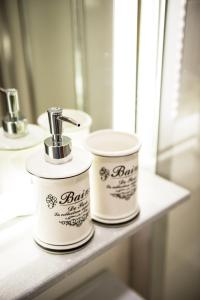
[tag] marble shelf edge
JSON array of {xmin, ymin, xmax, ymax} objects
[{"xmin": 0, "ymin": 170, "xmax": 190, "ymax": 300}]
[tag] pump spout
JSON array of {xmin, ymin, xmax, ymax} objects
[
  {"xmin": 58, "ymin": 116, "xmax": 80, "ymax": 127},
  {"xmin": 47, "ymin": 107, "xmax": 80, "ymax": 145},
  {"xmin": 45, "ymin": 107, "xmax": 80, "ymax": 163}
]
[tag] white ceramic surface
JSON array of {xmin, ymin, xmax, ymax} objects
[
  {"xmin": 26, "ymin": 147, "xmax": 92, "ymax": 179},
  {"xmin": 0, "ymin": 124, "xmax": 45, "ymax": 150},
  {"xmin": 85, "ymin": 129, "xmax": 141, "ymax": 156},
  {"xmin": 85, "ymin": 130, "xmax": 141, "ymax": 224},
  {"xmin": 26, "ymin": 147, "xmax": 94, "ymax": 251}
]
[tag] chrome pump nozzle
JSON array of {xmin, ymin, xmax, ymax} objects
[{"xmin": 44, "ymin": 107, "xmax": 80, "ymax": 162}]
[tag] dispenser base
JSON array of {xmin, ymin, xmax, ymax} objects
[
  {"xmin": 92, "ymin": 207, "xmax": 140, "ymax": 225},
  {"xmin": 34, "ymin": 227, "xmax": 94, "ymax": 253}
]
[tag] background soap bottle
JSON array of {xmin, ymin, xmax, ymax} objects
[{"xmin": 0, "ymin": 88, "xmax": 45, "ymax": 222}]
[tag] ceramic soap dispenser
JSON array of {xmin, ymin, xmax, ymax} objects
[{"xmin": 26, "ymin": 107, "xmax": 94, "ymax": 252}]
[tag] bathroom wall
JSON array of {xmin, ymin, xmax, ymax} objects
[
  {"xmin": 84, "ymin": 0, "xmax": 113, "ymax": 130},
  {"xmin": 0, "ymin": 0, "xmax": 34, "ymax": 122},
  {"xmin": 157, "ymin": 1, "xmax": 200, "ymax": 299},
  {"xmin": 23, "ymin": 0, "xmax": 76, "ymax": 116}
]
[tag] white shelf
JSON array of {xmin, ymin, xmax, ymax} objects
[
  {"xmin": 62, "ymin": 271, "xmax": 145, "ymax": 300},
  {"xmin": 0, "ymin": 171, "xmax": 189, "ymax": 300}
]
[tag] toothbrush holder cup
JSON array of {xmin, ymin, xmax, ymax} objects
[{"xmin": 85, "ymin": 129, "xmax": 141, "ymax": 224}]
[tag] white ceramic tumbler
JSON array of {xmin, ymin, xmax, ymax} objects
[{"xmin": 85, "ymin": 130, "xmax": 141, "ymax": 224}]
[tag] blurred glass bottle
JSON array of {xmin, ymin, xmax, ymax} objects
[{"xmin": 0, "ymin": 88, "xmax": 45, "ymax": 223}]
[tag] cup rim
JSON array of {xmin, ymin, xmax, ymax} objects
[{"xmin": 85, "ymin": 129, "xmax": 141, "ymax": 157}]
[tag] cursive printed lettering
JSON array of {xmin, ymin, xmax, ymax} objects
[
  {"xmin": 111, "ymin": 165, "xmax": 135, "ymax": 178},
  {"xmin": 59, "ymin": 189, "xmax": 89, "ymax": 205},
  {"xmin": 99, "ymin": 165, "xmax": 138, "ymax": 181}
]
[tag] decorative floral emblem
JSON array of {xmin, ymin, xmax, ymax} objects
[
  {"xmin": 46, "ymin": 194, "xmax": 57, "ymax": 209},
  {"xmin": 99, "ymin": 167, "xmax": 110, "ymax": 181}
]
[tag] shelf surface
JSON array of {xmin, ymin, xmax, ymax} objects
[
  {"xmin": 62, "ymin": 271, "xmax": 145, "ymax": 300},
  {"xmin": 0, "ymin": 171, "xmax": 189, "ymax": 300}
]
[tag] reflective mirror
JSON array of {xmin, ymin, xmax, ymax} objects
[{"xmin": 0, "ymin": 0, "xmax": 113, "ymax": 130}]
